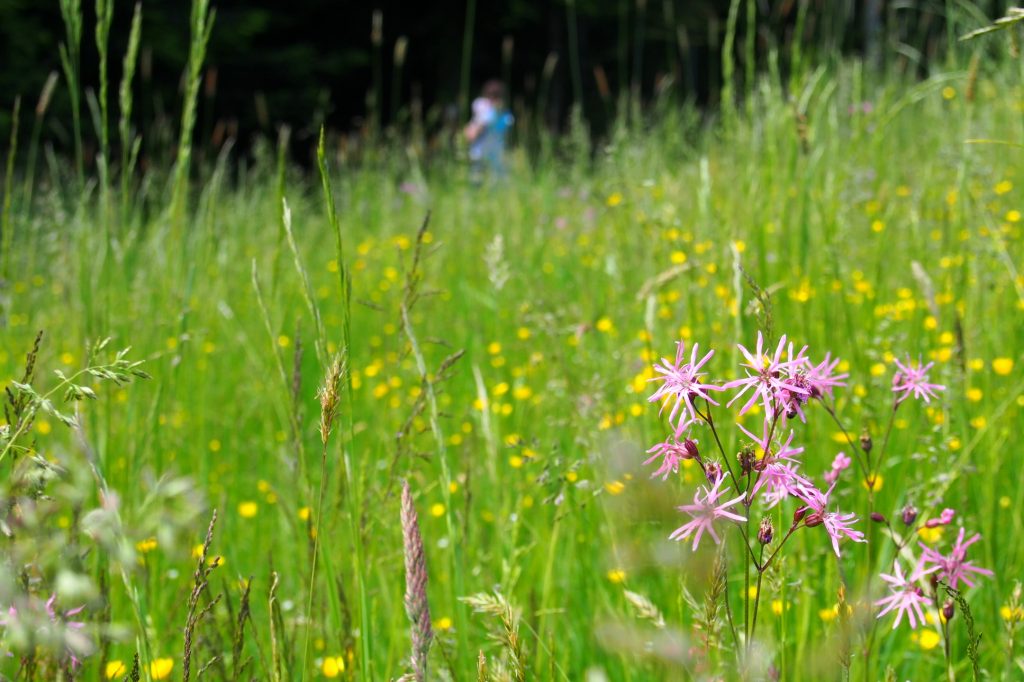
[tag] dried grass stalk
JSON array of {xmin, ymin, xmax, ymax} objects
[{"xmin": 402, "ymin": 480, "xmax": 433, "ymax": 681}]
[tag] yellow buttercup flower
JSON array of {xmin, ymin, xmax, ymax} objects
[
  {"xmin": 150, "ymin": 658, "xmax": 174, "ymax": 680},
  {"xmin": 238, "ymin": 501, "xmax": 258, "ymax": 518},
  {"xmin": 105, "ymin": 660, "xmax": 127, "ymax": 679},
  {"xmin": 918, "ymin": 629, "xmax": 942, "ymax": 650},
  {"xmin": 993, "ymin": 357, "xmax": 1014, "ymax": 376},
  {"xmin": 322, "ymin": 655, "xmax": 345, "ymax": 677}
]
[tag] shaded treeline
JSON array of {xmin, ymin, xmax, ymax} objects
[{"xmin": 0, "ymin": 0, "xmax": 1009, "ymax": 163}]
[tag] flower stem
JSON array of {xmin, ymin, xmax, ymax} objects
[{"xmin": 748, "ymin": 545, "xmax": 766, "ymax": 651}]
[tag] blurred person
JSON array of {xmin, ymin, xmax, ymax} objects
[{"xmin": 464, "ymin": 80, "xmax": 513, "ymax": 182}]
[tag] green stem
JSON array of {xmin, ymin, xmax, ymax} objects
[
  {"xmin": 748, "ymin": 545, "xmax": 766, "ymax": 650},
  {"xmin": 300, "ymin": 438, "xmax": 331, "ymax": 680}
]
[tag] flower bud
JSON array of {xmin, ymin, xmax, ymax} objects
[
  {"xmin": 704, "ymin": 461, "xmax": 723, "ymax": 484},
  {"xmin": 870, "ymin": 512, "xmax": 886, "ymax": 524},
  {"xmin": 793, "ymin": 506, "xmax": 808, "ymax": 524},
  {"xmin": 859, "ymin": 430, "xmax": 873, "ymax": 454},
  {"xmin": 901, "ymin": 505, "xmax": 918, "ymax": 526},
  {"xmin": 682, "ymin": 438, "xmax": 700, "ymax": 460},
  {"xmin": 758, "ymin": 517, "xmax": 774, "ymax": 545},
  {"xmin": 804, "ymin": 512, "xmax": 824, "ymax": 527},
  {"xmin": 737, "ymin": 445, "xmax": 755, "ymax": 475},
  {"xmin": 942, "ymin": 600, "xmax": 955, "ymax": 621}
]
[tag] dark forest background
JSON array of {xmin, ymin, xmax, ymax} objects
[{"xmin": 0, "ymin": 1, "xmax": 1008, "ymax": 158}]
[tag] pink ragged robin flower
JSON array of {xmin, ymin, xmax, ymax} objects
[
  {"xmin": 724, "ymin": 332, "xmax": 808, "ymax": 417},
  {"xmin": 875, "ymin": 557, "xmax": 939, "ymax": 629},
  {"xmin": 648, "ymin": 341, "xmax": 723, "ymax": 436},
  {"xmin": 736, "ymin": 420, "xmax": 804, "ymax": 466},
  {"xmin": 805, "ymin": 353, "xmax": 848, "ymax": 399},
  {"xmin": 756, "ymin": 462, "xmax": 812, "ymax": 508},
  {"xmin": 823, "ymin": 452, "xmax": 852, "ymax": 485},
  {"xmin": 794, "ymin": 482, "xmax": 866, "ymax": 556},
  {"xmin": 643, "ymin": 437, "xmax": 699, "ymax": 480},
  {"xmin": 669, "ymin": 476, "xmax": 747, "ymax": 550},
  {"xmin": 923, "ymin": 507, "xmax": 956, "ymax": 528},
  {"xmin": 891, "ymin": 356, "xmax": 946, "ymax": 404},
  {"xmin": 919, "ymin": 527, "xmax": 994, "ymax": 589},
  {"xmin": 736, "ymin": 420, "xmax": 808, "ymax": 503}
]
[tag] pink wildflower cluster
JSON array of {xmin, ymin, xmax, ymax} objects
[
  {"xmin": 1, "ymin": 594, "xmax": 87, "ymax": 669},
  {"xmin": 639, "ymin": 326, "xmax": 991, "ymax": 660},
  {"xmin": 873, "ymin": 509, "xmax": 992, "ymax": 629},
  {"xmin": 646, "ymin": 334, "xmax": 861, "ymax": 556}
]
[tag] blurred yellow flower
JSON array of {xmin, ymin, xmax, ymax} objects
[
  {"xmin": 918, "ymin": 629, "xmax": 942, "ymax": 650},
  {"xmin": 607, "ymin": 569, "xmax": 626, "ymax": 583},
  {"xmin": 136, "ymin": 537, "xmax": 158, "ymax": 553},
  {"xmin": 238, "ymin": 501, "xmax": 258, "ymax": 518},
  {"xmin": 150, "ymin": 658, "xmax": 174, "ymax": 680},
  {"xmin": 105, "ymin": 661, "xmax": 127, "ymax": 679},
  {"xmin": 1001, "ymin": 605, "xmax": 1024, "ymax": 622},
  {"xmin": 322, "ymin": 655, "xmax": 345, "ymax": 677},
  {"xmin": 993, "ymin": 357, "xmax": 1014, "ymax": 375},
  {"xmin": 604, "ymin": 480, "xmax": 625, "ymax": 495},
  {"xmin": 606, "ymin": 192, "xmax": 623, "ymax": 207}
]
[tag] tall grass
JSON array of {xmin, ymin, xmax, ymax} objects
[{"xmin": 1, "ymin": 5, "xmax": 1023, "ymax": 681}]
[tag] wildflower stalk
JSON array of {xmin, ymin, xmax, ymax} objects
[
  {"xmin": 877, "ymin": 400, "xmax": 899, "ymax": 465},
  {"xmin": 820, "ymin": 400, "xmax": 872, "ymax": 483},
  {"xmin": 94, "ymin": 0, "xmax": 114, "ymax": 220},
  {"xmin": 315, "ymin": 128, "xmax": 370, "ymax": 677},
  {"xmin": 935, "ymin": 589, "xmax": 954, "ymax": 682},
  {"xmin": 183, "ymin": 511, "xmax": 222, "ymax": 682},
  {"xmin": 863, "ymin": 400, "xmax": 899, "ymax": 680},
  {"xmin": 399, "ymin": 213, "xmax": 469, "ymax": 658},
  {"xmin": 169, "ymin": 0, "xmax": 215, "ymax": 232},
  {"xmin": 118, "ymin": 2, "xmax": 143, "ymax": 226},
  {"xmin": 21, "ymin": 71, "xmax": 58, "ymax": 207},
  {"xmin": 748, "ymin": 544, "xmax": 765, "ymax": 649},
  {"xmin": 300, "ymin": 355, "xmax": 344, "ymax": 679},
  {"xmin": 0, "ymin": 96, "xmax": 19, "ymax": 284},
  {"xmin": 694, "ymin": 402, "xmax": 760, "ymax": 569},
  {"xmin": 401, "ymin": 481, "xmax": 433, "ymax": 681},
  {"xmin": 57, "ymin": 0, "xmax": 84, "ymax": 187}
]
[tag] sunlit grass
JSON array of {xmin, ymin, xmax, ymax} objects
[{"xmin": 3, "ymin": 54, "xmax": 1024, "ymax": 680}]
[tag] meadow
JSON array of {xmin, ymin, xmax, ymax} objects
[{"xmin": 3, "ymin": 5, "xmax": 1024, "ymax": 682}]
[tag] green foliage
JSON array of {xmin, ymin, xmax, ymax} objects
[{"xmin": 2, "ymin": 19, "xmax": 1024, "ymax": 681}]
